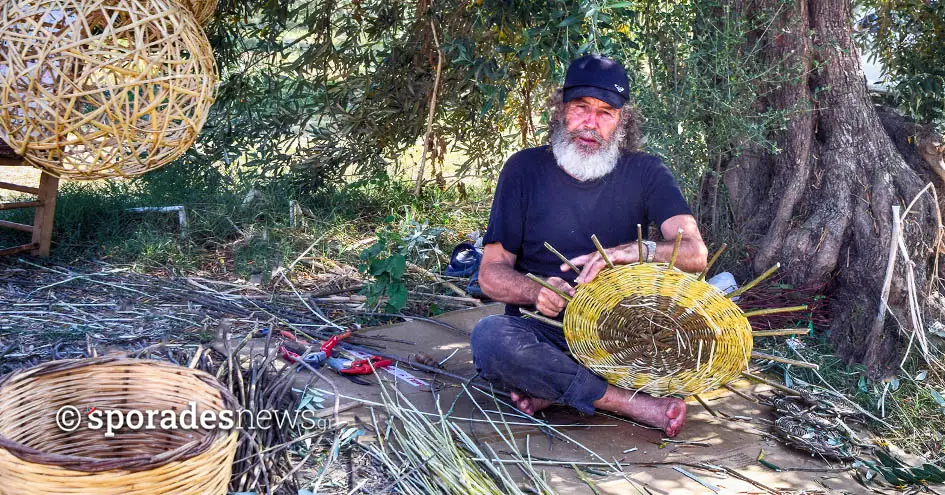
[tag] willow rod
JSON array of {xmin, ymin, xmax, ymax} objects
[
  {"xmin": 589, "ymin": 234, "xmax": 614, "ymax": 269},
  {"xmin": 636, "ymin": 224, "xmax": 644, "ymax": 263},
  {"xmin": 750, "ymin": 351, "xmax": 819, "ymax": 369},
  {"xmin": 667, "ymin": 228, "xmax": 684, "ymax": 270},
  {"xmin": 740, "ymin": 371, "xmax": 800, "ymax": 395},
  {"xmin": 727, "ymin": 263, "xmax": 781, "ymax": 299},
  {"xmin": 525, "ymin": 273, "xmax": 572, "ymax": 302},
  {"xmin": 544, "ymin": 242, "xmax": 581, "ymax": 276},
  {"xmin": 520, "ymin": 309, "xmax": 564, "ymax": 328},
  {"xmin": 698, "ymin": 243, "xmax": 728, "ymax": 281},
  {"xmin": 742, "ymin": 305, "xmax": 808, "ymax": 318},
  {"xmin": 752, "ymin": 328, "xmax": 812, "ymax": 337}
]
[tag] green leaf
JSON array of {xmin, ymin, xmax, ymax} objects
[
  {"xmin": 891, "ymin": 468, "xmax": 921, "ymax": 484},
  {"xmin": 930, "ymin": 389, "xmax": 945, "ymax": 406},
  {"xmin": 369, "ymin": 258, "xmax": 389, "ymax": 276},
  {"xmin": 386, "ymin": 282, "xmax": 408, "ymax": 312},
  {"xmin": 388, "ymin": 254, "xmax": 406, "ymax": 280},
  {"xmin": 558, "ymin": 16, "xmax": 582, "ymax": 27},
  {"xmin": 888, "ymin": 377, "xmax": 900, "ymax": 391},
  {"xmin": 604, "ymin": 1, "xmax": 634, "ymax": 9},
  {"xmin": 876, "ymin": 449, "xmax": 905, "ymax": 468}
]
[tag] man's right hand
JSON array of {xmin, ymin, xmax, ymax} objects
[{"xmin": 536, "ymin": 277, "xmax": 575, "ymax": 317}]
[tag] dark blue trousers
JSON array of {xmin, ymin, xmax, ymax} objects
[{"xmin": 470, "ymin": 314, "xmax": 609, "ymax": 414}]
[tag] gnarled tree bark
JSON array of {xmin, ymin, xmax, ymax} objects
[{"xmin": 725, "ymin": 0, "xmax": 938, "ymax": 377}]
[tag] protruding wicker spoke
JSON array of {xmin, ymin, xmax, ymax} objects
[
  {"xmin": 750, "ymin": 351, "xmax": 819, "ymax": 369},
  {"xmin": 520, "ymin": 309, "xmax": 564, "ymax": 329},
  {"xmin": 667, "ymin": 228, "xmax": 684, "ymax": 270},
  {"xmin": 543, "ymin": 242, "xmax": 581, "ymax": 276},
  {"xmin": 636, "ymin": 224, "xmax": 644, "ymax": 263},
  {"xmin": 751, "ymin": 328, "xmax": 812, "ymax": 337},
  {"xmin": 692, "ymin": 394, "xmax": 718, "ymax": 417},
  {"xmin": 525, "ymin": 273, "xmax": 572, "ymax": 302},
  {"xmin": 727, "ymin": 263, "xmax": 780, "ymax": 299},
  {"xmin": 722, "ymin": 382, "xmax": 759, "ymax": 403},
  {"xmin": 698, "ymin": 243, "xmax": 727, "ymax": 281},
  {"xmin": 742, "ymin": 305, "xmax": 807, "ymax": 318},
  {"xmin": 741, "ymin": 371, "xmax": 800, "ymax": 395},
  {"xmin": 590, "ymin": 234, "xmax": 614, "ymax": 269}
]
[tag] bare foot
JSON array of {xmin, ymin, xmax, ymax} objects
[
  {"xmin": 594, "ymin": 386, "xmax": 687, "ymax": 437},
  {"xmin": 510, "ymin": 390, "xmax": 555, "ymax": 416}
]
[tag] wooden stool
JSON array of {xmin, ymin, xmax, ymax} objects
[{"xmin": 0, "ymin": 142, "xmax": 58, "ymax": 257}]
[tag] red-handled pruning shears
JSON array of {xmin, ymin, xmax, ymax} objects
[{"xmin": 326, "ymin": 356, "xmax": 392, "ymax": 375}]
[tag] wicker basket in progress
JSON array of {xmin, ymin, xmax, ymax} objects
[
  {"xmin": 0, "ymin": 357, "xmax": 239, "ymax": 494},
  {"xmin": 0, "ymin": 0, "xmax": 217, "ymax": 179},
  {"xmin": 564, "ymin": 262, "xmax": 753, "ymax": 397}
]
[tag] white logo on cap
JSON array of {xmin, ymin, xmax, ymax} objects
[{"xmin": 614, "ymin": 84, "xmax": 625, "ymax": 93}]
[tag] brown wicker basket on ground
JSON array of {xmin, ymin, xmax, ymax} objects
[
  {"xmin": 0, "ymin": 0, "xmax": 217, "ymax": 180},
  {"xmin": 564, "ymin": 262, "xmax": 753, "ymax": 397},
  {"xmin": 0, "ymin": 357, "xmax": 239, "ymax": 494}
]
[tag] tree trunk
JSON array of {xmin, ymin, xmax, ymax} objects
[{"xmin": 725, "ymin": 0, "xmax": 938, "ymax": 377}]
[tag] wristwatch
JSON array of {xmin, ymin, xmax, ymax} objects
[{"xmin": 642, "ymin": 240, "xmax": 657, "ymax": 262}]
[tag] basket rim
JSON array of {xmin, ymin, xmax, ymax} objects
[{"xmin": 0, "ymin": 356, "xmax": 239, "ymax": 473}]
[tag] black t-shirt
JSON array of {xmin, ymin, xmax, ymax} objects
[{"xmin": 483, "ymin": 145, "xmax": 692, "ymax": 316}]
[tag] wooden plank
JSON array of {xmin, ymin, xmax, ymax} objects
[
  {"xmin": 0, "ymin": 181, "xmax": 40, "ymax": 195},
  {"xmin": 0, "ymin": 243, "xmax": 37, "ymax": 257},
  {"xmin": 0, "ymin": 200, "xmax": 42, "ymax": 211},
  {"xmin": 0, "ymin": 220, "xmax": 33, "ymax": 233},
  {"xmin": 0, "ymin": 157, "xmax": 26, "ymax": 166},
  {"xmin": 31, "ymin": 172, "xmax": 59, "ymax": 257}
]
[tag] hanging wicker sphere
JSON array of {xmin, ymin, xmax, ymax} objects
[
  {"xmin": 0, "ymin": 0, "xmax": 217, "ymax": 179},
  {"xmin": 179, "ymin": 0, "xmax": 218, "ymax": 26},
  {"xmin": 564, "ymin": 263, "xmax": 753, "ymax": 397}
]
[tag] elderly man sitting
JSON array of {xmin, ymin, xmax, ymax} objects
[{"xmin": 470, "ymin": 55, "xmax": 707, "ymax": 437}]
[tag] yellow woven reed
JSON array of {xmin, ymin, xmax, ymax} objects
[
  {"xmin": 0, "ymin": 0, "xmax": 217, "ymax": 180},
  {"xmin": 179, "ymin": 0, "xmax": 218, "ymax": 25},
  {"xmin": 0, "ymin": 357, "xmax": 239, "ymax": 494},
  {"xmin": 564, "ymin": 263, "xmax": 753, "ymax": 396}
]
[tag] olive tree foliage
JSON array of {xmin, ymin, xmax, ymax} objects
[
  {"xmin": 182, "ymin": 0, "xmax": 788, "ymax": 196},
  {"xmin": 855, "ymin": 0, "xmax": 945, "ymax": 130}
]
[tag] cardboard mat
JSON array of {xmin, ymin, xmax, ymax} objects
[{"xmin": 243, "ymin": 304, "xmax": 868, "ymax": 494}]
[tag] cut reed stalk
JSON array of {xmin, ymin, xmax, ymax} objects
[
  {"xmin": 637, "ymin": 224, "xmax": 644, "ymax": 263},
  {"xmin": 590, "ymin": 234, "xmax": 614, "ymax": 269},
  {"xmin": 525, "ymin": 273, "xmax": 572, "ymax": 302},
  {"xmin": 751, "ymin": 328, "xmax": 811, "ymax": 337},
  {"xmin": 544, "ymin": 242, "xmax": 581, "ymax": 275},
  {"xmin": 668, "ymin": 228, "xmax": 684, "ymax": 270},
  {"xmin": 520, "ymin": 309, "xmax": 564, "ymax": 328},
  {"xmin": 699, "ymin": 243, "xmax": 728, "ymax": 281},
  {"xmin": 750, "ymin": 351, "xmax": 820, "ymax": 369},
  {"xmin": 727, "ymin": 263, "xmax": 780, "ymax": 299},
  {"xmin": 742, "ymin": 305, "xmax": 808, "ymax": 318}
]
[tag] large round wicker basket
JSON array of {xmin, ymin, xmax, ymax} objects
[
  {"xmin": 0, "ymin": 0, "xmax": 217, "ymax": 180},
  {"xmin": 0, "ymin": 357, "xmax": 239, "ymax": 494},
  {"xmin": 179, "ymin": 0, "xmax": 219, "ymax": 25},
  {"xmin": 564, "ymin": 262, "xmax": 753, "ymax": 397}
]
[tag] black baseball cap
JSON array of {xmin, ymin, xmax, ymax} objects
[{"xmin": 563, "ymin": 55, "xmax": 630, "ymax": 109}]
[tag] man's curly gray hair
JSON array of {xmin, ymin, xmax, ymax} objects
[{"xmin": 546, "ymin": 88, "xmax": 643, "ymax": 151}]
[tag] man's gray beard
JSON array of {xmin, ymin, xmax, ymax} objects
[{"xmin": 550, "ymin": 125, "xmax": 623, "ymax": 181}]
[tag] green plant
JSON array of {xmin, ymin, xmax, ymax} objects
[
  {"xmin": 855, "ymin": 0, "xmax": 945, "ymax": 130},
  {"xmin": 358, "ymin": 225, "xmax": 409, "ymax": 313}
]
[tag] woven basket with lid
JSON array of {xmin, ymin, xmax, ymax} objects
[{"xmin": 0, "ymin": 357, "xmax": 239, "ymax": 494}]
